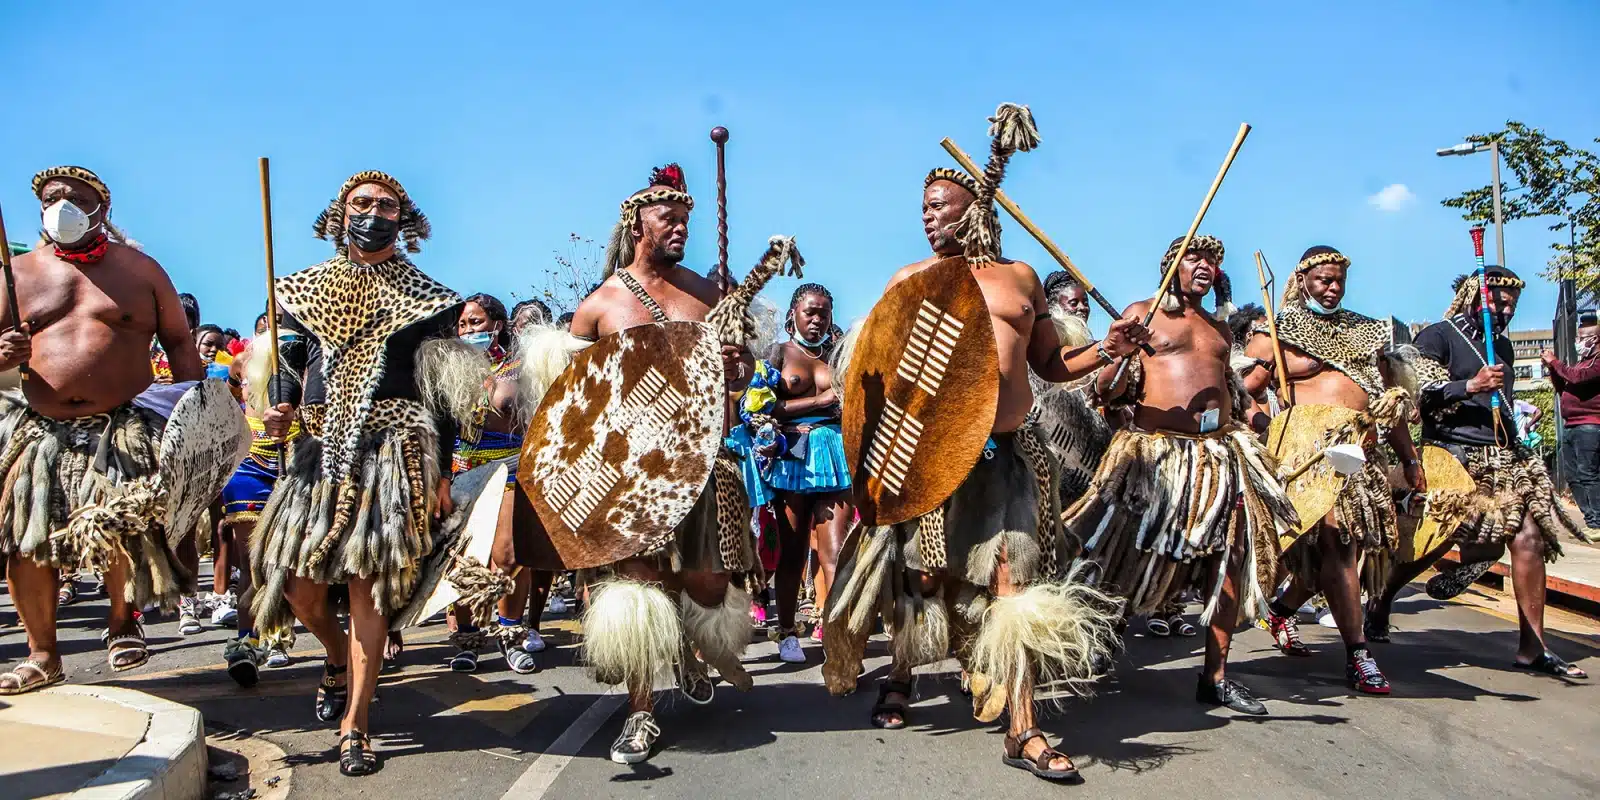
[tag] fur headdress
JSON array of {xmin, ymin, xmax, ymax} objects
[
  {"xmin": 1155, "ymin": 234, "xmax": 1233, "ymax": 317},
  {"xmin": 1443, "ymin": 264, "xmax": 1525, "ymax": 319},
  {"xmin": 602, "ymin": 164, "xmax": 695, "ymax": 279},
  {"xmin": 312, "ymin": 170, "xmax": 431, "ymax": 257},
  {"xmin": 946, "ymin": 103, "xmax": 1041, "ymax": 264},
  {"xmin": 1281, "ymin": 245, "xmax": 1351, "ymax": 307},
  {"xmin": 32, "ymin": 164, "xmax": 134, "ymax": 245}
]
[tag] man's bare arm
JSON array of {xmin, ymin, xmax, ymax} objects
[
  {"xmin": 1241, "ymin": 331, "xmax": 1277, "ymax": 398},
  {"xmin": 148, "ymin": 257, "xmax": 204, "ymax": 382}
]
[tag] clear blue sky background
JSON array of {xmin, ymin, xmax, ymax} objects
[{"xmin": 2, "ymin": 2, "xmax": 1596, "ymax": 339}]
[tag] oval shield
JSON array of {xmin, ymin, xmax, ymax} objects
[
  {"xmin": 1405, "ymin": 444, "xmax": 1477, "ymax": 562},
  {"xmin": 390, "ymin": 463, "xmax": 507, "ymax": 631},
  {"xmin": 161, "ymin": 380, "xmax": 251, "ymax": 549},
  {"xmin": 843, "ymin": 257, "xmax": 999, "ymax": 526},
  {"xmin": 518, "ymin": 321, "xmax": 724, "ymax": 569},
  {"xmin": 1266, "ymin": 403, "xmax": 1365, "ymax": 545}
]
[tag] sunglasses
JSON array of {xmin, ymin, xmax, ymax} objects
[{"xmin": 347, "ymin": 196, "xmax": 401, "ymax": 212}]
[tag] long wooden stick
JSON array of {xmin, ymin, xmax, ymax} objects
[
  {"xmin": 1108, "ymin": 122, "xmax": 1252, "ymax": 389},
  {"xmin": 259, "ymin": 158, "xmax": 280, "ymax": 378},
  {"xmin": 0, "ymin": 201, "xmax": 26, "ymax": 378},
  {"xmin": 941, "ymin": 138, "xmax": 1152, "ymax": 354},
  {"xmin": 1254, "ymin": 250, "xmax": 1291, "ymax": 407}
]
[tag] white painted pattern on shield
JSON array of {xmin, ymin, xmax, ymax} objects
[
  {"xmin": 545, "ymin": 367, "xmax": 688, "ymax": 531},
  {"xmin": 863, "ymin": 398, "xmax": 923, "ymax": 495},
  {"xmin": 895, "ymin": 301, "xmax": 965, "ymax": 396}
]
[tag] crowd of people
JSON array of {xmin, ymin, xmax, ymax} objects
[{"xmin": 0, "ymin": 102, "xmax": 1594, "ymax": 784}]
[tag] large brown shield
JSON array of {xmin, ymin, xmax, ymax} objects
[
  {"xmin": 517, "ymin": 321, "xmax": 724, "ymax": 569},
  {"xmin": 843, "ymin": 257, "xmax": 999, "ymax": 526}
]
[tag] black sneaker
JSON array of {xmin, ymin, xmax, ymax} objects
[
  {"xmin": 224, "ymin": 638, "xmax": 264, "ymax": 688},
  {"xmin": 677, "ymin": 662, "xmax": 715, "ymax": 705},
  {"xmin": 1196, "ymin": 675, "xmax": 1268, "ymax": 716},
  {"xmin": 610, "ymin": 711, "xmax": 661, "ymax": 765},
  {"xmin": 1425, "ymin": 559, "xmax": 1496, "ymax": 600}
]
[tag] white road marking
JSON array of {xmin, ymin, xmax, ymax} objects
[{"xmin": 500, "ymin": 689, "xmax": 623, "ymax": 799}]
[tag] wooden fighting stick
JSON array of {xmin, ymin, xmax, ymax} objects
[
  {"xmin": 0, "ymin": 201, "xmax": 25, "ymax": 378},
  {"xmin": 259, "ymin": 157, "xmax": 285, "ymax": 463},
  {"xmin": 1254, "ymin": 250, "xmax": 1292, "ymax": 409},
  {"xmin": 1108, "ymin": 122, "xmax": 1252, "ymax": 390},
  {"xmin": 711, "ymin": 126, "xmax": 732, "ymax": 298}
]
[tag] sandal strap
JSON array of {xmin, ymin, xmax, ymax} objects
[
  {"xmin": 106, "ymin": 635, "xmax": 147, "ymax": 650},
  {"xmin": 338, "ymin": 731, "xmax": 369, "ymax": 746},
  {"xmin": 6, "ymin": 661, "xmax": 54, "ymax": 681},
  {"xmin": 1005, "ymin": 727, "xmax": 1047, "ymax": 757},
  {"xmin": 880, "ymin": 679, "xmax": 913, "ymax": 697}
]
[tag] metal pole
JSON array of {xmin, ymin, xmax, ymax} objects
[{"xmin": 1491, "ymin": 140, "xmax": 1506, "ymax": 267}]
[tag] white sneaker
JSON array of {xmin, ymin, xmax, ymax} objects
[
  {"xmin": 778, "ymin": 635, "xmax": 806, "ymax": 664},
  {"xmin": 1317, "ymin": 609, "xmax": 1339, "ymax": 629},
  {"xmin": 210, "ymin": 591, "xmax": 238, "ymax": 626},
  {"xmin": 1297, "ymin": 599, "xmax": 1319, "ymax": 616},
  {"xmin": 523, "ymin": 629, "xmax": 547, "ymax": 654},
  {"xmin": 265, "ymin": 647, "xmax": 291, "ymax": 669},
  {"xmin": 178, "ymin": 596, "xmax": 205, "ymax": 635},
  {"xmin": 548, "ymin": 597, "xmax": 568, "ymax": 614}
]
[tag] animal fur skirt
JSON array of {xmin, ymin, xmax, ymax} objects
[
  {"xmin": 1427, "ymin": 442, "xmax": 1589, "ymax": 559},
  {"xmin": 0, "ymin": 394, "xmax": 192, "ymax": 610},
  {"xmin": 250, "ymin": 401, "xmax": 440, "ymax": 636},
  {"xmin": 822, "ymin": 424, "xmax": 1120, "ymax": 714},
  {"xmin": 1064, "ymin": 425, "xmax": 1299, "ymax": 624}
]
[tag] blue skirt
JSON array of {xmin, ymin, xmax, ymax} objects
[
  {"xmin": 724, "ymin": 426, "xmax": 776, "ymax": 508},
  {"xmin": 772, "ymin": 421, "xmax": 852, "ymax": 494}
]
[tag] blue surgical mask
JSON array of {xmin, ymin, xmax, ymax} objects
[
  {"xmin": 461, "ymin": 331, "xmax": 496, "ymax": 352},
  {"xmin": 1306, "ymin": 298, "xmax": 1341, "ymax": 316},
  {"xmin": 796, "ymin": 331, "xmax": 832, "ymax": 349}
]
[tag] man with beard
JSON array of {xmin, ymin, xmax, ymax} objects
[
  {"xmin": 1066, "ymin": 234, "xmax": 1301, "ymax": 716},
  {"xmin": 565, "ymin": 164, "xmax": 759, "ymax": 765},
  {"xmin": 828, "ymin": 106, "xmax": 1145, "ymax": 783},
  {"xmin": 0, "ymin": 166, "xmax": 205, "ymax": 693},
  {"xmin": 1242, "ymin": 246, "xmax": 1425, "ymax": 695},
  {"xmin": 1366, "ymin": 265, "xmax": 1591, "ymax": 679},
  {"xmin": 1043, "ymin": 271, "xmax": 1092, "ymax": 322},
  {"xmin": 250, "ymin": 171, "xmax": 463, "ymax": 775}
]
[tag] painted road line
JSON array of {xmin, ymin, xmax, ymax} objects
[{"xmin": 500, "ymin": 689, "xmax": 623, "ymax": 800}]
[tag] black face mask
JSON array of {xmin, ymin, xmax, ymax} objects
[{"xmin": 346, "ymin": 214, "xmax": 400, "ymax": 253}]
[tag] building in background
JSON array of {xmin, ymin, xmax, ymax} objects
[{"xmin": 1511, "ymin": 328, "xmax": 1554, "ymax": 390}]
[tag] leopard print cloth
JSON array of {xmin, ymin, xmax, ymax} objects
[
  {"xmin": 712, "ymin": 455, "xmax": 751, "ymax": 571},
  {"xmin": 1273, "ymin": 305, "xmax": 1391, "ymax": 401},
  {"xmin": 275, "ymin": 256, "xmax": 460, "ymax": 483}
]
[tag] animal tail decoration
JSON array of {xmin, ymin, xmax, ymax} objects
[
  {"xmin": 951, "ymin": 103, "xmax": 1041, "ymax": 264},
  {"xmin": 707, "ymin": 235, "xmax": 805, "ymax": 347}
]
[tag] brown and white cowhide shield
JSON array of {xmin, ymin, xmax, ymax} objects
[
  {"xmin": 518, "ymin": 321, "xmax": 723, "ymax": 569},
  {"xmin": 843, "ymin": 257, "xmax": 998, "ymax": 526}
]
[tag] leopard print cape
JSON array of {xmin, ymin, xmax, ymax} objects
[
  {"xmin": 1273, "ymin": 304, "xmax": 1391, "ymax": 401},
  {"xmin": 275, "ymin": 256, "xmax": 461, "ymax": 483}
]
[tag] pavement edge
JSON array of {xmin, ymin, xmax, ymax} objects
[{"xmin": 53, "ymin": 684, "xmax": 206, "ymax": 800}]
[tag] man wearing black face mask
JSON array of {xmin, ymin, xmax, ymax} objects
[
  {"xmin": 1368, "ymin": 264, "xmax": 1594, "ymax": 681},
  {"xmin": 250, "ymin": 171, "xmax": 465, "ymax": 776}
]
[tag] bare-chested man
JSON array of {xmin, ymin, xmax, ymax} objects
[
  {"xmin": 1242, "ymin": 246, "xmax": 1424, "ymax": 695},
  {"xmin": 827, "ymin": 105, "xmax": 1145, "ymax": 783},
  {"xmin": 565, "ymin": 164, "xmax": 758, "ymax": 765},
  {"xmin": 1066, "ymin": 234, "xmax": 1301, "ymax": 717},
  {"xmin": 0, "ymin": 166, "xmax": 204, "ymax": 694}
]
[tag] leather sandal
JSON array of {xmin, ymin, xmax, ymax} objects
[
  {"xmin": 1515, "ymin": 651, "xmax": 1588, "ymax": 679},
  {"xmin": 1002, "ymin": 728, "xmax": 1081, "ymax": 783},
  {"xmin": 316, "ymin": 661, "xmax": 349, "ymax": 723},
  {"xmin": 870, "ymin": 679, "xmax": 913, "ymax": 730},
  {"xmin": 0, "ymin": 659, "xmax": 65, "ymax": 695},
  {"xmin": 337, "ymin": 730, "xmax": 377, "ymax": 777}
]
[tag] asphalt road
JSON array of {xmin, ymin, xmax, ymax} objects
[{"xmin": 5, "ymin": 570, "xmax": 1597, "ymax": 800}]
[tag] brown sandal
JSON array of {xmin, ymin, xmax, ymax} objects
[
  {"xmin": 0, "ymin": 659, "xmax": 66, "ymax": 695},
  {"xmin": 1002, "ymin": 728, "xmax": 1081, "ymax": 783}
]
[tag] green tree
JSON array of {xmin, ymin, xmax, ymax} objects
[{"xmin": 1440, "ymin": 121, "xmax": 1600, "ymax": 295}]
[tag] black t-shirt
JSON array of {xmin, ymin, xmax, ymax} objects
[{"xmin": 1415, "ymin": 315, "xmax": 1516, "ymax": 447}]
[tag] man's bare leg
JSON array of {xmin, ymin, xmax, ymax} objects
[
  {"xmin": 2, "ymin": 555, "xmax": 61, "ymax": 684},
  {"xmin": 1198, "ymin": 510, "xmax": 1267, "ymax": 714},
  {"xmin": 992, "ymin": 550, "xmax": 1073, "ymax": 774},
  {"xmin": 1367, "ymin": 537, "xmax": 1456, "ymax": 637},
  {"xmin": 342, "ymin": 576, "xmax": 388, "ymax": 737},
  {"xmin": 871, "ymin": 571, "xmax": 938, "ymax": 729},
  {"xmin": 282, "ymin": 576, "xmax": 348, "ymax": 720}
]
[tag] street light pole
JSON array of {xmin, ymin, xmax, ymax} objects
[{"xmin": 1491, "ymin": 139, "xmax": 1506, "ymax": 267}]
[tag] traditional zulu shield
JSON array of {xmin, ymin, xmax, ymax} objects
[
  {"xmin": 391, "ymin": 463, "xmax": 507, "ymax": 631},
  {"xmin": 518, "ymin": 321, "xmax": 724, "ymax": 569},
  {"xmin": 1404, "ymin": 445, "xmax": 1476, "ymax": 562},
  {"xmin": 160, "ymin": 380, "xmax": 251, "ymax": 549},
  {"xmin": 1266, "ymin": 403, "xmax": 1365, "ymax": 546},
  {"xmin": 1034, "ymin": 385, "xmax": 1112, "ymax": 504},
  {"xmin": 843, "ymin": 257, "xmax": 999, "ymax": 526}
]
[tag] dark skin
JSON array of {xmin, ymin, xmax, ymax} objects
[
  {"xmin": 1368, "ymin": 288, "xmax": 1584, "ymax": 677},
  {"xmin": 1054, "ymin": 284, "xmax": 1091, "ymax": 321},
  {"xmin": 196, "ymin": 329, "xmax": 227, "ymax": 364},
  {"xmin": 0, "ymin": 177, "xmax": 202, "ymax": 689},
  {"xmin": 768, "ymin": 292, "xmax": 853, "ymax": 637},
  {"xmin": 874, "ymin": 182, "xmax": 1149, "ymax": 771},
  {"xmin": 1241, "ymin": 263, "xmax": 1424, "ymax": 659},
  {"xmin": 1097, "ymin": 252, "xmax": 1254, "ymax": 689},
  {"xmin": 569, "ymin": 198, "xmax": 755, "ymax": 714}
]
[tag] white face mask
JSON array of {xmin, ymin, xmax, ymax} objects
[
  {"xmin": 41, "ymin": 199, "xmax": 99, "ymax": 246},
  {"xmin": 1305, "ymin": 297, "xmax": 1341, "ymax": 316}
]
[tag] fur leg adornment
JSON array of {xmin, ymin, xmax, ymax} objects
[
  {"xmin": 680, "ymin": 585, "xmax": 754, "ymax": 691},
  {"xmin": 888, "ymin": 592, "xmax": 950, "ymax": 669},
  {"xmin": 964, "ymin": 573, "xmax": 1120, "ymax": 723},
  {"xmin": 580, "ymin": 580, "xmax": 682, "ymax": 695}
]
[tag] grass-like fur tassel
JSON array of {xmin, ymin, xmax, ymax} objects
[
  {"xmin": 449, "ymin": 556, "xmax": 515, "ymax": 628},
  {"xmin": 965, "ymin": 570, "xmax": 1120, "ymax": 721},
  {"xmin": 580, "ymin": 579, "xmax": 682, "ymax": 692},
  {"xmin": 680, "ymin": 585, "xmax": 755, "ymax": 691}
]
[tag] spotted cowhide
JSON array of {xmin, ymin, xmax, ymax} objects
[
  {"xmin": 161, "ymin": 380, "xmax": 251, "ymax": 549},
  {"xmin": 517, "ymin": 321, "xmax": 724, "ymax": 569}
]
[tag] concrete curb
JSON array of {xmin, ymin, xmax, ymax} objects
[{"xmin": 52, "ymin": 685, "xmax": 206, "ymax": 800}]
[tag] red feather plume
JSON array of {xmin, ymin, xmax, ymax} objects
[{"xmin": 650, "ymin": 163, "xmax": 687, "ymax": 192}]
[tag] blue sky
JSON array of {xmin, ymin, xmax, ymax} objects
[{"xmin": 2, "ymin": 2, "xmax": 1596, "ymax": 338}]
